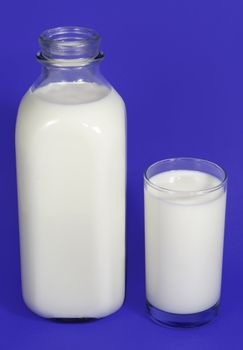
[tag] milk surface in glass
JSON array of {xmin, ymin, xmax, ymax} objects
[{"xmin": 145, "ymin": 169, "xmax": 226, "ymax": 314}]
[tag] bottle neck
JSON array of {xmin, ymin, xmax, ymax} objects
[
  {"xmin": 38, "ymin": 26, "xmax": 102, "ymax": 63},
  {"xmin": 33, "ymin": 27, "xmax": 106, "ymax": 90}
]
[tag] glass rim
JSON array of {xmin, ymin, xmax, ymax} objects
[{"xmin": 144, "ymin": 157, "xmax": 228, "ymax": 195}]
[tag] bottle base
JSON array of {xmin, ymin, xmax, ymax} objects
[
  {"xmin": 51, "ymin": 317, "xmax": 98, "ymax": 323},
  {"xmin": 146, "ymin": 300, "xmax": 219, "ymax": 328}
]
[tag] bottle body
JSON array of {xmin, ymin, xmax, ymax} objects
[{"xmin": 16, "ymin": 79, "xmax": 126, "ymax": 318}]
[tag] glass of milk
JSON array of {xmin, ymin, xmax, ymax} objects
[{"xmin": 144, "ymin": 158, "xmax": 227, "ymax": 327}]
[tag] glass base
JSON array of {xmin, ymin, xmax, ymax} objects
[{"xmin": 146, "ymin": 301, "xmax": 219, "ymax": 328}]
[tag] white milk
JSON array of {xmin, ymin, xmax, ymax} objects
[
  {"xmin": 16, "ymin": 82, "xmax": 126, "ymax": 318},
  {"xmin": 145, "ymin": 170, "xmax": 226, "ymax": 314}
]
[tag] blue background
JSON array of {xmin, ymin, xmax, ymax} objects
[{"xmin": 1, "ymin": 0, "xmax": 243, "ymax": 348}]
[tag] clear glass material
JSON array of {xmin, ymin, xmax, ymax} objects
[
  {"xmin": 33, "ymin": 26, "xmax": 109, "ymax": 92},
  {"xmin": 144, "ymin": 158, "xmax": 227, "ymax": 327}
]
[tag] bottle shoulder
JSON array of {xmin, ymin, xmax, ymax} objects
[
  {"xmin": 16, "ymin": 82, "xmax": 126, "ymax": 135},
  {"xmin": 18, "ymin": 82, "xmax": 125, "ymax": 109},
  {"xmin": 33, "ymin": 82, "xmax": 111, "ymax": 104}
]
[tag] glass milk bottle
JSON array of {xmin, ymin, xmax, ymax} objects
[{"xmin": 15, "ymin": 27, "xmax": 126, "ymax": 319}]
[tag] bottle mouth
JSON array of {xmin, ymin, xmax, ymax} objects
[{"xmin": 38, "ymin": 26, "xmax": 103, "ymax": 66}]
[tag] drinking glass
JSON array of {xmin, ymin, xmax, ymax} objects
[{"xmin": 144, "ymin": 158, "xmax": 227, "ymax": 327}]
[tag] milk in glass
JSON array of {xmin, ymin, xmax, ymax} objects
[{"xmin": 145, "ymin": 168, "xmax": 227, "ymax": 315}]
